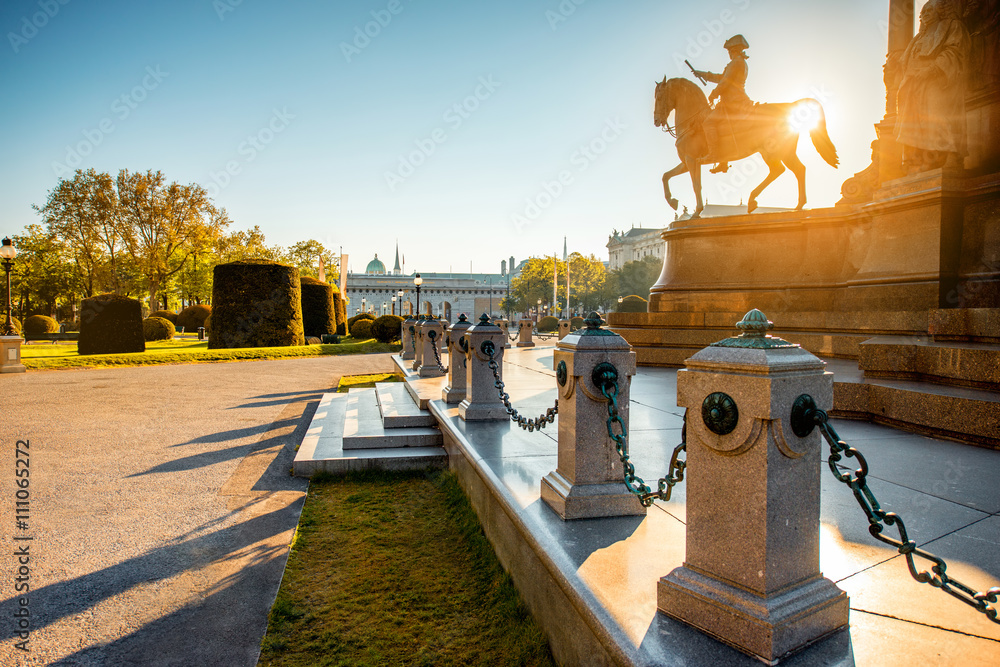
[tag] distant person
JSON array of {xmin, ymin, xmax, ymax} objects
[
  {"xmin": 692, "ymin": 34, "xmax": 754, "ymax": 174},
  {"xmin": 895, "ymin": 0, "xmax": 971, "ymax": 174}
]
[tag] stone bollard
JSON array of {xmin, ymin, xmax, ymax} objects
[
  {"xmin": 410, "ymin": 315, "xmax": 426, "ymax": 370},
  {"xmin": 400, "ymin": 315, "xmax": 417, "ymax": 360},
  {"xmin": 418, "ymin": 316, "xmax": 446, "ymax": 378},
  {"xmin": 658, "ymin": 309, "xmax": 849, "ymax": 663},
  {"xmin": 0, "ymin": 335, "xmax": 26, "ymax": 374},
  {"xmin": 557, "ymin": 319, "xmax": 571, "ymax": 340},
  {"xmin": 443, "ymin": 314, "xmax": 474, "ymax": 403},
  {"xmin": 459, "ymin": 314, "xmax": 508, "ymax": 421},
  {"xmin": 516, "ymin": 319, "xmax": 535, "ymax": 347},
  {"xmin": 496, "ymin": 319, "xmax": 512, "ymax": 348},
  {"xmin": 541, "ymin": 313, "xmax": 643, "ymax": 520}
]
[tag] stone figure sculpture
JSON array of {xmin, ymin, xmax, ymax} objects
[
  {"xmin": 691, "ymin": 34, "xmax": 754, "ymax": 174},
  {"xmin": 894, "ymin": 0, "xmax": 971, "ymax": 173},
  {"xmin": 654, "ymin": 35, "xmax": 839, "ymax": 217}
]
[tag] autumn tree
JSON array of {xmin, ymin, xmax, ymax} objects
[
  {"xmin": 278, "ymin": 239, "xmax": 339, "ymax": 282},
  {"xmin": 503, "ymin": 254, "xmax": 607, "ymax": 316},
  {"xmin": 7, "ymin": 225, "xmax": 80, "ymax": 318}
]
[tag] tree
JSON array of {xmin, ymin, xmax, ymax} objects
[
  {"xmin": 114, "ymin": 169, "xmax": 230, "ymax": 310},
  {"xmin": 8, "ymin": 225, "xmax": 80, "ymax": 318},
  {"xmin": 503, "ymin": 254, "xmax": 608, "ymax": 316},
  {"xmin": 278, "ymin": 239, "xmax": 339, "ymax": 282},
  {"xmin": 610, "ymin": 255, "xmax": 662, "ymax": 301}
]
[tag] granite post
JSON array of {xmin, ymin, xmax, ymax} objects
[
  {"xmin": 541, "ymin": 313, "xmax": 644, "ymax": 520},
  {"xmin": 558, "ymin": 319, "xmax": 571, "ymax": 340},
  {"xmin": 410, "ymin": 315, "xmax": 426, "ymax": 371},
  {"xmin": 459, "ymin": 314, "xmax": 508, "ymax": 421},
  {"xmin": 443, "ymin": 314, "xmax": 474, "ymax": 403},
  {"xmin": 658, "ymin": 309, "xmax": 849, "ymax": 664},
  {"xmin": 418, "ymin": 316, "xmax": 446, "ymax": 378},
  {"xmin": 401, "ymin": 315, "xmax": 417, "ymax": 361},
  {"xmin": 0, "ymin": 336, "xmax": 26, "ymax": 374},
  {"xmin": 497, "ymin": 319, "xmax": 512, "ymax": 348},
  {"xmin": 517, "ymin": 319, "xmax": 535, "ymax": 348}
]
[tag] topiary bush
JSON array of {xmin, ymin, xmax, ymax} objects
[
  {"xmin": 371, "ymin": 314, "xmax": 404, "ymax": 343},
  {"xmin": 537, "ymin": 316, "xmax": 559, "ymax": 332},
  {"xmin": 149, "ymin": 310, "xmax": 178, "ymax": 324},
  {"xmin": 333, "ymin": 293, "xmax": 347, "ymax": 336},
  {"xmin": 23, "ymin": 315, "xmax": 59, "ymax": 336},
  {"xmin": 350, "ymin": 318, "xmax": 373, "ymax": 340},
  {"xmin": 143, "ymin": 316, "xmax": 175, "ymax": 341},
  {"xmin": 300, "ymin": 276, "xmax": 337, "ymax": 338},
  {"xmin": 348, "ymin": 311, "xmax": 375, "ymax": 330},
  {"xmin": 209, "ymin": 260, "xmax": 305, "ymax": 349},
  {"xmin": 177, "ymin": 304, "xmax": 211, "ymax": 332},
  {"xmin": 617, "ymin": 295, "xmax": 648, "ymax": 313},
  {"xmin": 78, "ymin": 293, "xmax": 145, "ymax": 355},
  {"xmin": 570, "ymin": 316, "xmax": 584, "ymax": 330}
]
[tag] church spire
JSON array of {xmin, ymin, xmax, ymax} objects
[{"xmin": 393, "ymin": 240, "xmax": 401, "ymax": 275}]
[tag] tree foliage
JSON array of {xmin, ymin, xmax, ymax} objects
[
  {"xmin": 501, "ymin": 253, "xmax": 609, "ymax": 316},
  {"xmin": 608, "ymin": 256, "xmax": 662, "ymax": 302}
]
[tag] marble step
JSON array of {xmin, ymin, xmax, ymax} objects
[
  {"xmin": 293, "ymin": 392, "xmax": 446, "ymax": 477},
  {"xmin": 342, "ymin": 388, "xmax": 442, "ymax": 450},
  {"xmin": 376, "ymin": 381, "xmax": 436, "ymax": 428}
]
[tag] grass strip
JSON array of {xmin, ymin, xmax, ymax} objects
[
  {"xmin": 336, "ymin": 373, "xmax": 402, "ymax": 392},
  {"xmin": 21, "ymin": 339, "xmax": 400, "ymax": 370},
  {"xmin": 259, "ymin": 470, "xmax": 554, "ymax": 667}
]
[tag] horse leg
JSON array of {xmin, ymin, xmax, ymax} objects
[
  {"xmin": 782, "ymin": 151, "xmax": 807, "ymax": 210},
  {"xmin": 662, "ymin": 163, "xmax": 688, "ymax": 210},
  {"xmin": 687, "ymin": 157, "xmax": 704, "ymax": 218},
  {"xmin": 747, "ymin": 157, "xmax": 785, "ymax": 214}
]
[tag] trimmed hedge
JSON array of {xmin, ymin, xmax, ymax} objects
[
  {"xmin": 143, "ymin": 316, "xmax": 176, "ymax": 341},
  {"xmin": 177, "ymin": 305, "xmax": 211, "ymax": 332},
  {"xmin": 149, "ymin": 310, "xmax": 178, "ymax": 324},
  {"xmin": 79, "ymin": 294, "xmax": 145, "ymax": 355},
  {"xmin": 300, "ymin": 276, "xmax": 337, "ymax": 338},
  {"xmin": 616, "ymin": 295, "xmax": 648, "ymax": 313},
  {"xmin": 371, "ymin": 314, "xmax": 404, "ymax": 343},
  {"xmin": 347, "ymin": 311, "xmax": 374, "ymax": 330},
  {"xmin": 350, "ymin": 318, "xmax": 373, "ymax": 340},
  {"xmin": 24, "ymin": 315, "xmax": 59, "ymax": 336},
  {"xmin": 333, "ymin": 293, "xmax": 347, "ymax": 336},
  {"xmin": 570, "ymin": 316, "xmax": 584, "ymax": 330},
  {"xmin": 209, "ymin": 260, "xmax": 305, "ymax": 349},
  {"xmin": 537, "ymin": 316, "xmax": 559, "ymax": 332}
]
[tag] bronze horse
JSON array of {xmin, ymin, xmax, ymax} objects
[{"xmin": 653, "ymin": 77, "xmax": 838, "ymax": 218}]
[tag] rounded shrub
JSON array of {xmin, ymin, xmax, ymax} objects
[
  {"xmin": 23, "ymin": 315, "xmax": 59, "ymax": 336},
  {"xmin": 350, "ymin": 318, "xmax": 374, "ymax": 340},
  {"xmin": 177, "ymin": 305, "xmax": 211, "ymax": 332},
  {"xmin": 570, "ymin": 316, "xmax": 584, "ymax": 330},
  {"xmin": 300, "ymin": 276, "xmax": 337, "ymax": 338},
  {"xmin": 372, "ymin": 314, "xmax": 404, "ymax": 343},
  {"xmin": 143, "ymin": 316, "xmax": 175, "ymax": 341},
  {"xmin": 209, "ymin": 260, "xmax": 305, "ymax": 349},
  {"xmin": 617, "ymin": 295, "xmax": 648, "ymax": 313},
  {"xmin": 537, "ymin": 315, "xmax": 559, "ymax": 332},
  {"xmin": 78, "ymin": 293, "xmax": 145, "ymax": 355},
  {"xmin": 347, "ymin": 311, "xmax": 375, "ymax": 330},
  {"xmin": 149, "ymin": 310, "xmax": 178, "ymax": 324}
]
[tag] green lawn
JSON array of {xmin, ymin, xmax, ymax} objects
[
  {"xmin": 259, "ymin": 471, "xmax": 554, "ymax": 667},
  {"xmin": 21, "ymin": 338, "xmax": 400, "ymax": 370}
]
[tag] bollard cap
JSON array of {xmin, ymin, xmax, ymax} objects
[
  {"xmin": 579, "ymin": 312, "xmax": 616, "ymax": 337},
  {"xmin": 449, "ymin": 313, "xmax": 474, "ymax": 333},
  {"xmin": 467, "ymin": 312, "xmax": 501, "ymax": 334},
  {"xmin": 712, "ymin": 309, "xmax": 796, "ymax": 349}
]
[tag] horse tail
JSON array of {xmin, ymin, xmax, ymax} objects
[{"xmin": 807, "ymin": 99, "xmax": 839, "ymax": 168}]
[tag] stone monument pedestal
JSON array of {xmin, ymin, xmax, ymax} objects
[{"xmin": 0, "ymin": 336, "xmax": 26, "ymax": 374}]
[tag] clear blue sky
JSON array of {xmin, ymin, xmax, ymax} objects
[{"xmin": 1, "ymin": 0, "xmax": 903, "ymax": 274}]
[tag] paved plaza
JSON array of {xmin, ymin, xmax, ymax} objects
[{"xmin": 0, "ymin": 354, "xmax": 395, "ymax": 666}]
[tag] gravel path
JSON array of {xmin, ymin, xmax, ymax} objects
[{"xmin": 0, "ymin": 354, "xmax": 396, "ymax": 666}]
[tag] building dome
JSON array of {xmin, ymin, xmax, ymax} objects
[{"xmin": 365, "ymin": 254, "xmax": 386, "ymax": 274}]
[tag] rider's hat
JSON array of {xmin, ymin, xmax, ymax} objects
[{"xmin": 724, "ymin": 34, "xmax": 749, "ymax": 51}]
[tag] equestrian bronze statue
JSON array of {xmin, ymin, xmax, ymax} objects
[{"xmin": 654, "ymin": 35, "xmax": 839, "ymax": 218}]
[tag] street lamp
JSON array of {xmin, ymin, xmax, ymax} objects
[
  {"xmin": 382, "ymin": 301, "xmax": 387, "ymax": 316},
  {"xmin": 391, "ymin": 295, "xmax": 397, "ymax": 316},
  {"xmin": 362, "ymin": 297, "xmax": 366, "ymax": 313},
  {"xmin": 1, "ymin": 238, "xmax": 17, "ymax": 336},
  {"xmin": 537, "ymin": 298, "xmax": 542, "ymax": 323},
  {"xmin": 414, "ymin": 273, "xmax": 423, "ymax": 315}
]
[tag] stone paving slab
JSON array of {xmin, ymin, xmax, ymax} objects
[{"xmin": 0, "ymin": 353, "xmax": 396, "ymax": 666}]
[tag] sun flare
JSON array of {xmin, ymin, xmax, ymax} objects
[{"xmin": 789, "ymin": 100, "xmax": 823, "ymax": 133}]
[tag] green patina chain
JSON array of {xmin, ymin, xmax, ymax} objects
[
  {"xmin": 483, "ymin": 344, "xmax": 557, "ymax": 432},
  {"xmin": 601, "ymin": 381, "xmax": 686, "ymax": 508},
  {"xmin": 812, "ymin": 409, "xmax": 1000, "ymax": 624}
]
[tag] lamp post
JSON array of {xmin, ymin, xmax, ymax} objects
[
  {"xmin": 0, "ymin": 237, "xmax": 25, "ymax": 374},
  {"xmin": 382, "ymin": 301, "xmax": 387, "ymax": 316},
  {"xmin": 537, "ymin": 298, "xmax": 542, "ymax": 323},
  {"xmin": 1, "ymin": 238, "xmax": 16, "ymax": 336},
  {"xmin": 391, "ymin": 295, "xmax": 397, "ymax": 316},
  {"xmin": 414, "ymin": 273, "xmax": 423, "ymax": 316}
]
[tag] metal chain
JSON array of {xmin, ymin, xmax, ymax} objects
[
  {"xmin": 408, "ymin": 326, "xmax": 416, "ymax": 354},
  {"xmin": 810, "ymin": 408, "xmax": 1000, "ymax": 624},
  {"xmin": 483, "ymin": 345, "xmax": 557, "ymax": 432},
  {"xmin": 601, "ymin": 381, "xmax": 686, "ymax": 507},
  {"xmin": 427, "ymin": 330, "xmax": 446, "ymax": 372}
]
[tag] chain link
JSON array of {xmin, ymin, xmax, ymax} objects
[
  {"xmin": 427, "ymin": 330, "xmax": 446, "ymax": 372},
  {"xmin": 810, "ymin": 408, "xmax": 999, "ymax": 624},
  {"xmin": 483, "ymin": 345, "xmax": 557, "ymax": 432},
  {"xmin": 601, "ymin": 381, "xmax": 686, "ymax": 507},
  {"xmin": 408, "ymin": 326, "xmax": 416, "ymax": 354}
]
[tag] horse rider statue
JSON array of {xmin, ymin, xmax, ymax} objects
[{"xmin": 692, "ymin": 34, "xmax": 753, "ymax": 174}]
